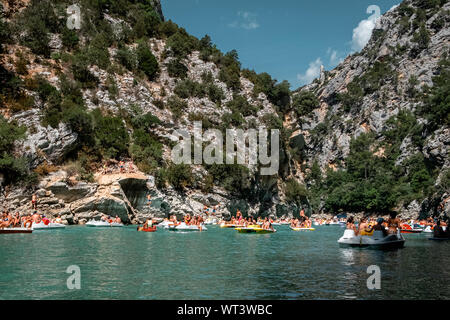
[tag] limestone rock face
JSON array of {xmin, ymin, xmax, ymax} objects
[
  {"xmin": 290, "ymin": 0, "xmax": 450, "ymax": 217},
  {"xmin": 47, "ymin": 182, "xmax": 97, "ymax": 203},
  {"xmin": 11, "ymin": 110, "xmax": 78, "ymax": 167},
  {"xmin": 70, "ymin": 195, "xmax": 130, "ymax": 222}
]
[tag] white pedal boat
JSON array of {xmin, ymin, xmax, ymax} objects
[
  {"xmin": 166, "ymin": 222, "xmax": 207, "ymax": 232},
  {"xmin": 32, "ymin": 222, "xmax": 66, "ymax": 230},
  {"xmin": 156, "ymin": 220, "xmax": 172, "ymax": 228},
  {"xmin": 86, "ymin": 220, "xmax": 124, "ymax": 227},
  {"xmin": 204, "ymin": 217, "xmax": 218, "ymax": 225},
  {"xmin": 338, "ymin": 229, "xmax": 405, "ymax": 249}
]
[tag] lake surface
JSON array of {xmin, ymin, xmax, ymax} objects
[{"xmin": 1, "ymin": 225, "xmax": 449, "ymax": 299}]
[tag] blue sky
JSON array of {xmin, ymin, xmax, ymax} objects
[{"xmin": 161, "ymin": 0, "xmax": 400, "ymax": 89}]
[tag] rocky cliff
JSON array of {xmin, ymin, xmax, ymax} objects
[{"xmin": 290, "ymin": 0, "xmax": 449, "ymax": 218}]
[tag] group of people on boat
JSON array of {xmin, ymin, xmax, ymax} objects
[
  {"xmin": 100, "ymin": 214, "xmax": 122, "ymax": 224},
  {"xmin": 0, "ymin": 210, "xmax": 63, "ymax": 229},
  {"xmin": 290, "ymin": 209, "xmax": 312, "ymax": 228},
  {"xmin": 344, "ymin": 213, "xmax": 450, "ymax": 238}
]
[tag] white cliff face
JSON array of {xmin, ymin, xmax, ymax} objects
[
  {"xmin": 11, "ymin": 109, "xmax": 78, "ymax": 167},
  {"xmin": 295, "ymin": 2, "xmax": 449, "ymax": 167}
]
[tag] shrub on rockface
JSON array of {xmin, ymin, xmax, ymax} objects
[
  {"xmin": 165, "ymin": 28, "xmax": 199, "ymax": 59},
  {"xmin": 206, "ymin": 163, "xmax": 251, "ymax": 195},
  {"xmin": 92, "ymin": 110, "xmax": 129, "ymax": 159},
  {"xmin": 0, "ymin": 115, "xmax": 32, "ymax": 184},
  {"xmin": 285, "ymin": 179, "xmax": 309, "ymax": 206},
  {"xmin": 166, "ymin": 164, "xmax": 194, "ymax": 191},
  {"xmin": 136, "ymin": 41, "xmax": 159, "ymax": 80},
  {"xmin": 167, "ymin": 95, "xmax": 188, "ymax": 118},
  {"xmin": 226, "ymin": 95, "xmax": 259, "ymax": 117},
  {"xmin": 166, "ymin": 58, "xmax": 188, "ymax": 79},
  {"xmin": 292, "ymin": 90, "xmax": 319, "ymax": 117}
]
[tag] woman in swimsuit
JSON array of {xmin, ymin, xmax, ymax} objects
[
  {"xmin": 357, "ymin": 218, "xmax": 370, "ymax": 235},
  {"xmin": 387, "ymin": 212, "xmax": 401, "ymax": 234},
  {"xmin": 346, "ymin": 216, "xmax": 357, "ymax": 233}
]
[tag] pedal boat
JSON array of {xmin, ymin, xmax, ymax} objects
[
  {"xmin": 219, "ymin": 223, "xmax": 237, "ymax": 228},
  {"xmin": 290, "ymin": 226, "xmax": 315, "ymax": 231},
  {"xmin": 0, "ymin": 227, "xmax": 33, "ymax": 234},
  {"xmin": 86, "ymin": 220, "xmax": 124, "ymax": 227},
  {"xmin": 137, "ymin": 226, "xmax": 157, "ymax": 232},
  {"xmin": 166, "ymin": 222, "xmax": 207, "ymax": 232},
  {"xmin": 235, "ymin": 226, "xmax": 276, "ymax": 234},
  {"xmin": 338, "ymin": 229, "xmax": 405, "ymax": 249},
  {"xmin": 32, "ymin": 222, "xmax": 66, "ymax": 230},
  {"xmin": 400, "ymin": 224, "xmax": 423, "ymax": 233}
]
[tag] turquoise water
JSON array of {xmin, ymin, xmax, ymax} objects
[{"xmin": 0, "ymin": 225, "xmax": 449, "ymax": 300}]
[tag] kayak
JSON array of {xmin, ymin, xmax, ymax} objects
[
  {"xmin": 235, "ymin": 227, "xmax": 276, "ymax": 234},
  {"xmin": 290, "ymin": 227, "xmax": 315, "ymax": 231},
  {"xmin": 32, "ymin": 222, "xmax": 65, "ymax": 230},
  {"xmin": 0, "ymin": 228, "xmax": 33, "ymax": 234},
  {"xmin": 138, "ymin": 226, "xmax": 157, "ymax": 232},
  {"xmin": 338, "ymin": 229, "xmax": 405, "ymax": 249}
]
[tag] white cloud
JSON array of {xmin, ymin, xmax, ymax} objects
[
  {"xmin": 327, "ymin": 48, "xmax": 344, "ymax": 67},
  {"xmin": 297, "ymin": 58, "xmax": 323, "ymax": 85},
  {"xmin": 351, "ymin": 5, "xmax": 381, "ymax": 52},
  {"xmin": 228, "ymin": 11, "xmax": 260, "ymax": 30}
]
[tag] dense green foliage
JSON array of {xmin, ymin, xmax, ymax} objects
[
  {"xmin": 285, "ymin": 179, "xmax": 309, "ymax": 206},
  {"xmin": 166, "ymin": 59, "xmax": 188, "ymax": 79},
  {"xmin": 136, "ymin": 41, "xmax": 159, "ymax": 80},
  {"xmin": 206, "ymin": 163, "xmax": 252, "ymax": 195},
  {"xmin": 0, "ymin": 116, "xmax": 33, "ymax": 184},
  {"xmin": 129, "ymin": 113, "xmax": 163, "ymax": 173},
  {"xmin": 306, "ymin": 123, "xmax": 437, "ymax": 213},
  {"xmin": 292, "ymin": 91, "xmax": 319, "ymax": 117},
  {"xmin": 242, "ymin": 69, "xmax": 292, "ymax": 111}
]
